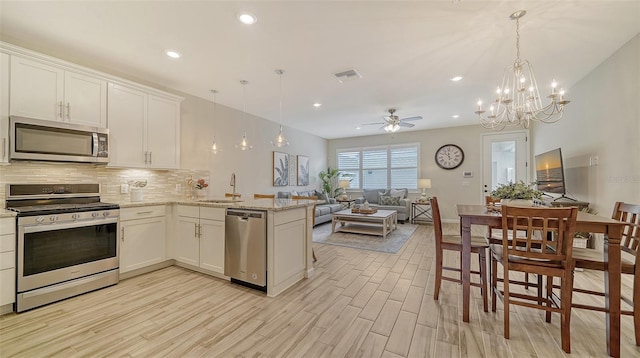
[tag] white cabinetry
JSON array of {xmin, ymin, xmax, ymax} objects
[
  {"xmin": 0, "ymin": 217, "xmax": 16, "ymax": 312},
  {"xmin": 9, "ymin": 56, "xmax": 107, "ymax": 126},
  {"xmin": 175, "ymin": 206, "xmax": 225, "ymax": 275},
  {"xmin": 120, "ymin": 206, "xmax": 166, "ymax": 274},
  {"xmin": 107, "ymin": 83, "xmax": 180, "ymax": 169},
  {"xmin": 269, "ymin": 208, "xmax": 307, "ymax": 296},
  {"xmin": 0, "ymin": 53, "xmax": 9, "ymax": 163}
]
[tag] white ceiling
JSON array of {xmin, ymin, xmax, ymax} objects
[{"xmin": 1, "ymin": 1, "xmax": 639, "ymax": 139}]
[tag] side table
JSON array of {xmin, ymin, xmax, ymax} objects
[
  {"xmin": 411, "ymin": 201, "xmax": 433, "ymax": 224},
  {"xmin": 336, "ymin": 199, "xmax": 356, "ymax": 210}
]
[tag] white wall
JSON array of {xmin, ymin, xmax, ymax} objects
[
  {"xmin": 531, "ymin": 33, "xmax": 640, "ymax": 215},
  {"xmin": 328, "ymin": 124, "xmax": 493, "ymax": 221},
  {"xmin": 179, "ymin": 94, "xmax": 327, "ymax": 197}
]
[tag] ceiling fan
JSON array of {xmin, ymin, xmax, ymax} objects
[{"xmin": 364, "ymin": 109, "xmax": 423, "ymax": 133}]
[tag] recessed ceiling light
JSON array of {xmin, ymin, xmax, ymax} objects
[
  {"xmin": 313, "ymin": 102, "xmax": 322, "ymax": 108},
  {"xmin": 165, "ymin": 50, "xmax": 181, "ymax": 59},
  {"xmin": 450, "ymin": 75, "xmax": 463, "ymax": 82},
  {"xmin": 355, "ymin": 126, "xmax": 361, "ymax": 130},
  {"xmin": 452, "ymin": 114, "xmax": 460, "ymax": 118},
  {"xmin": 238, "ymin": 12, "xmax": 257, "ymax": 25}
]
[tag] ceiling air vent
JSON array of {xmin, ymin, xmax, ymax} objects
[{"xmin": 333, "ymin": 69, "xmax": 362, "ymax": 83}]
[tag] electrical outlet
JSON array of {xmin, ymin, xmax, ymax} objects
[
  {"xmin": 120, "ymin": 184, "xmax": 129, "ymax": 194},
  {"xmin": 175, "ymin": 183, "xmax": 181, "ymax": 192},
  {"xmin": 592, "ymin": 156, "xmax": 599, "ymax": 166}
]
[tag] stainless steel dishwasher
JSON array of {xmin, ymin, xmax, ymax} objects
[{"xmin": 225, "ymin": 209, "xmax": 267, "ymax": 291}]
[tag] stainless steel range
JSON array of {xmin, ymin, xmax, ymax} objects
[{"xmin": 6, "ymin": 184, "xmax": 120, "ymax": 312}]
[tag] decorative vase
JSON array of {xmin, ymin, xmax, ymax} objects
[
  {"xmin": 501, "ymin": 199, "xmax": 534, "ymax": 207},
  {"xmin": 196, "ymin": 189, "xmax": 207, "ymax": 199}
]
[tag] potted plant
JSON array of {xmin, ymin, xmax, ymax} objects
[
  {"xmin": 490, "ymin": 181, "xmax": 543, "ymax": 206},
  {"xmin": 194, "ymin": 178, "xmax": 209, "ymax": 198}
]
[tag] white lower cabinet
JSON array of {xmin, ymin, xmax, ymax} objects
[
  {"xmin": 0, "ymin": 217, "xmax": 16, "ymax": 309},
  {"xmin": 120, "ymin": 206, "xmax": 166, "ymax": 274},
  {"xmin": 175, "ymin": 206, "xmax": 225, "ymax": 275}
]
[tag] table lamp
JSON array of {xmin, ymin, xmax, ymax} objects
[
  {"xmin": 338, "ymin": 180, "xmax": 350, "ymax": 200},
  {"xmin": 418, "ymin": 178, "xmax": 432, "ymax": 202}
]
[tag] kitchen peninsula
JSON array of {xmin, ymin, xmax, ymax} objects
[{"xmin": 119, "ymin": 198, "xmax": 316, "ymax": 298}]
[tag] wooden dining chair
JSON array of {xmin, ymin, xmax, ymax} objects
[
  {"xmin": 225, "ymin": 193, "xmax": 241, "ymax": 198},
  {"xmin": 490, "ymin": 205, "xmax": 578, "ymax": 353},
  {"xmin": 254, "ymin": 194, "xmax": 275, "ymax": 199},
  {"xmin": 485, "ymin": 196, "xmax": 534, "ymax": 289},
  {"xmin": 431, "ymin": 196, "xmax": 489, "ymax": 312},
  {"xmin": 293, "ymin": 195, "xmax": 319, "ymax": 262},
  {"xmin": 571, "ymin": 201, "xmax": 640, "ymax": 346}
]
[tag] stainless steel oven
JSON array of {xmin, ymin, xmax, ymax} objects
[{"xmin": 6, "ymin": 184, "xmax": 119, "ymax": 312}]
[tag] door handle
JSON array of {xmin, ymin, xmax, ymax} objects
[
  {"xmin": 121, "ymin": 227, "xmax": 125, "ymax": 241},
  {"xmin": 66, "ymin": 102, "xmax": 71, "ymax": 119},
  {"xmin": 1, "ymin": 138, "xmax": 5, "ymax": 160},
  {"xmin": 195, "ymin": 223, "xmax": 199, "ymax": 238},
  {"xmin": 58, "ymin": 101, "xmax": 64, "ymax": 119},
  {"xmin": 144, "ymin": 151, "xmax": 148, "ymax": 164},
  {"xmin": 148, "ymin": 151, "xmax": 152, "ymax": 165}
]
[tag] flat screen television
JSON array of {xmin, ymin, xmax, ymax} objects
[{"xmin": 535, "ymin": 148, "xmax": 566, "ymax": 195}]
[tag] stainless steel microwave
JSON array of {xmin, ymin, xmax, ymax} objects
[{"xmin": 9, "ymin": 116, "xmax": 109, "ymax": 164}]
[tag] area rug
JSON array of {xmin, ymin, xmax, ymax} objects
[{"xmin": 312, "ymin": 222, "xmax": 417, "ymax": 254}]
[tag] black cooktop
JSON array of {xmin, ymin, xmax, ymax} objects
[{"xmin": 7, "ymin": 202, "xmax": 120, "ymax": 216}]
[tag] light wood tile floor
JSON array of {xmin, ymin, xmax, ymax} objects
[{"xmin": 1, "ymin": 223, "xmax": 639, "ymax": 357}]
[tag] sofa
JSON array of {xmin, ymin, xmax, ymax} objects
[
  {"xmin": 277, "ymin": 190, "xmax": 343, "ymax": 226},
  {"xmin": 354, "ymin": 188, "xmax": 411, "ymax": 222}
]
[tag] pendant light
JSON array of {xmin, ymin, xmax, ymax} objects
[
  {"xmin": 210, "ymin": 90, "xmax": 221, "ymax": 154},
  {"xmin": 236, "ymin": 80, "xmax": 253, "ymax": 151},
  {"xmin": 271, "ymin": 69, "xmax": 289, "ymax": 147}
]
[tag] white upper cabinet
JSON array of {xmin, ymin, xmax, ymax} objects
[
  {"xmin": 147, "ymin": 95, "xmax": 180, "ymax": 169},
  {"xmin": 0, "ymin": 53, "xmax": 9, "ymax": 163},
  {"xmin": 9, "ymin": 56, "xmax": 106, "ymax": 126},
  {"xmin": 107, "ymin": 83, "xmax": 147, "ymax": 168},
  {"xmin": 107, "ymin": 83, "xmax": 181, "ymax": 169}
]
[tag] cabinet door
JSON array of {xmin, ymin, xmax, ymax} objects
[
  {"xmin": 0, "ymin": 53, "xmax": 9, "ymax": 163},
  {"xmin": 120, "ymin": 216, "xmax": 166, "ymax": 273},
  {"xmin": 9, "ymin": 56, "xmax": 64, "ymax": 121},
  {"xmin": 199, "ymin": 218, "xmax": 225, "ymax": 274},
  {"xmin": 64, "ymin": 71, "xmax": 107, "ymax": 127},
  {"xmin": 273, "ymin": 219, "xmax": 305, "ymax": 287},
  {"xmin": 175, "ymin": 216, "xmax": 200, "ymax": 267},
  {"xmin": 147, "ymin": 95, "xmax": 180, "ymax": 169},
  {"xmin": 107, "ymin": 83, "xmax": 146, "ymax": 167}
]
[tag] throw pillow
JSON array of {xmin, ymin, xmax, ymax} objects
[
  {"xmin": 379, "ymin": 195, "xmax": 401, "ymax": 206},
  {"xmin": 389, "ymin": 189, "xmax": 406, "ymax": 199}
]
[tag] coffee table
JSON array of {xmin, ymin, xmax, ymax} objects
[{"xmin": 331, "ymin": 209, "xmax": 398, "ymax": 239}]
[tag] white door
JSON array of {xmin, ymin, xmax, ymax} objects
[
  {"xmin": 107, "ymin": 83, "xmax": 147, "ymax": 167},
  {"xmin": 199, "ymin": 218, "xmax": 225, "ymax": 273},
  {"xmin": 10, "ymin": 56, "xmax": 64, "ymax": 121},
  {"xmin": 147, "ymin": 95, "xmax": 180, "ymax": 169},
  {"xmin": 175, "ymin": 216, "xmax": 200, "ymax": 267},
  {"xmin": 0, "ymin": 53, "xmax": 10, "ymax": 163},
  {"xmin": 481, "ymin": 131, "xmax": 529, "ymax": 199},
  {"xmin": 64, "ymin": 71, "xmax": 107, "ymax": 127}
]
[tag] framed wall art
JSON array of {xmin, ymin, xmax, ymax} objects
[
  {"xmin": 273, "ymin": 151, "xmax": 289, "ymax": 186},
  {"xmin": 297, "ymin": 155, "xmax": 309, "ymax": 186}
]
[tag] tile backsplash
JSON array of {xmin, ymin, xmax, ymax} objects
[{"xmin": 0, "ymin": 162, "xmax": 209, "ymax": 208}]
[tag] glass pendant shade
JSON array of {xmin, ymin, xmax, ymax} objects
[
  {"xmin": 236, "ymin": 80, "xmax": 253, "ymax": 150},
  {"xmin": 271, "ymin": 69, "xmax": 289, "ymax": 147}
]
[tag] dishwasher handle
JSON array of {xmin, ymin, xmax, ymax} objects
[{"xmin": 226, "ymin": 209, "xmax": 266, "ymax": 220}]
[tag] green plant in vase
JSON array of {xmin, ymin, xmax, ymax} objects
[{"xmin": 490, "ymin": 181, "xmax": 543, "ymax": 205}]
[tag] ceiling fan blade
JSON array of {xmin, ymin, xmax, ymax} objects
[
  {"xmin": 399, "ymin": 122, "xmax": 415, "ymax": 128},
  {"xmin": 400, "ymin": 116, "xmax": 422, "ymax": 122},
  {"xmin": 363, "ymin": 122, "xmax": 385, "ymax": 126}
]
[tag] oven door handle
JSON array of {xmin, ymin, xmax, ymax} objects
[{"xmin": 22, "ymin": 218, "xmax": 119, "ymax": 234}]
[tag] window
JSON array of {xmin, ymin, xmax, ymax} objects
[{"xmin": 337, "ymin": 144, "xmax": 419, "ymax": 190}]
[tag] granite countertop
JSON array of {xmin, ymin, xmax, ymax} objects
[
  {"xmin": 0, "ymin": 209, "xmax": 17, "ymax": 218},
  {"xmin": 115, "ymin": 198, "xmax": 315, "ymax": 212}
]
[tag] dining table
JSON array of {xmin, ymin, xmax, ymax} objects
[{"xmin": 457, "ymin": 204, "xmax": 626, "ymax": 358}]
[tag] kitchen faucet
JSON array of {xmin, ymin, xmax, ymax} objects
[{"xmin": 230, "ymin": 173, "xmax": 239, "ymax": 198}]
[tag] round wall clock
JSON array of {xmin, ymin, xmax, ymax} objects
[{"xmin": 435, "ymin": 144, "xmax": 464, "ymax": 170}]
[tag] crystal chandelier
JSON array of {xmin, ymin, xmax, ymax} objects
[
  {"xmin": 271, "ymin": 69, "xmax": 289, "ymax": 147},
  {"xmin": 210, "ymin": 90, "xmax": 221, "ymax": 154},
  {"xmin": 236, "ymin": 80, "xmax": 253, "ymax": 151},
  {"xmin": 475, "ymin": 10, "xmax": 570, "ymax": 130}
]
